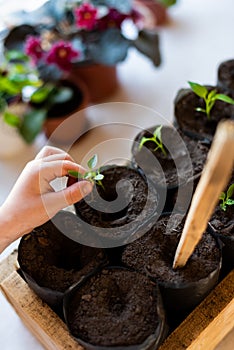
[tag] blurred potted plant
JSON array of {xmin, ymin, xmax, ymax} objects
[
  {"xmin": 4, "ymin": 0, "xmax": 161, "ymax": 102},
  {"xmin": 24, "ymin": 36, "xmax": 89, "ymax": 143},
  {"xmin": 0, "ymin": 50, "xmax": 45, "ymax": 158}
]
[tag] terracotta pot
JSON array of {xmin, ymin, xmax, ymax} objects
[
  {"xmin": 134, "ymin": 0, "xmax": 168, "ymax": 27},
  {"xmin": 43, "ymin": 78, "xmax": 89, "ymax": 145},
  {"xmin": 70, "ymin": 64, "xmax": 119, "ymax": 103}
]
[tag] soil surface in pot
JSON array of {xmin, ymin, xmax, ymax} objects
[
  {"xmin": 18, "ymin": 211, "xmax": 106, "ymax": 292},
  {"xmin": 174, "ymin": 86, "xmax": 234, "ymax": 140},
  {"xmin": 74, "ymin": 165, "xmax": 160, "ymax": 245},
  {"xmin": 217, "ymin": 59, "xmax": 234, "ymax": 92},
  {"xmin": 122, "ymin": 214, "xmax": 221, "ymax": 285},
  {"xmin": 131, "ymin": 126, "xmax": 209, "ymax": 189},
  {"xmin": 66, "ymin": 268, "xmax": 164, "ymax": 347}
]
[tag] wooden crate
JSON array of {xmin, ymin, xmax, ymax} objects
[{"xmin": 0, "ymin": 251, "xmax": 234, "ymax": 350}]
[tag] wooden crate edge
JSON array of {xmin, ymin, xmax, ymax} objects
[{"xmin": 0, "ymin": 271, "xmax": 83, "ymax": 350}]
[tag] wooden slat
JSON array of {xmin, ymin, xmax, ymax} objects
[
  {"xmin": 0, "ymin": 250, "xmax": 18, "ymax": 284},
  {"xmin": 1, "ymin": 271, "xmax": 83, "ymax": 350},
  {"xmin": 159, "ymin": 269, "xmax": 234, "ymax": 350}
]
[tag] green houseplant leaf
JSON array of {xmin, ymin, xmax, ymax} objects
[
  {"xmin": 19, "ymin": 109, "xmax": 46, "ymax": 143},
  {"xmin": 188, "ymin": 81, "xmax": 207, "ymax": 99}
]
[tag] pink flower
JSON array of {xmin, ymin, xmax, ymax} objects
[
  {"xmin": 46, "ymin": 41, "xmax": 79, "ymax": 71},
  {"xmin": 25, "ymin": 36, "xmax": 44, "ymax": 63},
  {"xmin": 97, "ymin": 8, "xmax": 128, "ymax": 31},
  {"xmin": 74, "ymin": 3, "xmax": 98, "ymax": 30}
]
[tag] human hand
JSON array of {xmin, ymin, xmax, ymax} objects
[{"xmin": 0, "ymin": 146, "xmax": 93, "ymax": 252}]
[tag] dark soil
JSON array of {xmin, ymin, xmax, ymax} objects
[
  {"xmin": 131, "ymin": 126, "xmax": 209, "ymax": 189},
  {"xmin": 217, "ymin": 59, "xmax": 234, "ymax": 92},
  {"xmin": 18, "ymin": 211, "xmax": 106, "ymax": 292},
  {"xmin": 74, "ymin": 165, "xmax": 160, "ymax": 245},
  {"xmin": 122, "ymin": 214, "xmax": 221, "ymax": 285},
  {"xmin": 174, "ymin": 86, "xmax": 234, "ymax": 140},
  {"xmin": 66, "ymin": 268, "xmax": 165, "ymax": 347}
]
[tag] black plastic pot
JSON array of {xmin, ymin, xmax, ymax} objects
[
  {"xmin": 217, "ymin": 59, "xmax": 234, "ymax": 93},
  {"xmin": 121, "ymin": 213, "xmax": 222, "ymax": 321},
  {"xmin": 131, "ymin": 125, "xmax": 210, "ymax": 213},
  {"xmin": 174, "ymin": 86, "xmax": 234, "ymax": 141},
  {"xmin": 63, "ymin": 266, "xmax": 168, "ymax": 350},
  {"xmin": 208, "ymin": 172, "xmax": 234, "ymax": 276},
  {"xmin": 73, "ymin": 165, "xmax": 163, "ymax": 248},
  {"xmin": 18, "ymin": 211, "xmax": 107, "ymax": 310}
]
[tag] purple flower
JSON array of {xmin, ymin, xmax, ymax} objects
[
  {"xmin": 46, "ymin": 41, "xmax": 79, "ymax": 71},
  {"xmin": 97, "ymin": 8, "xmax": 128, "ymax": 30},
  {"xmin": 25, "ymin": 36, "xmax": 44, "ymax": 63},
  {"xmin": 74, "ymin": 3, "xmax": 98, "ymax": 30}
]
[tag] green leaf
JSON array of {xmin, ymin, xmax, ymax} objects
[
  {"xmin": 0, "ymin": 98, "xmax": 7, "ymax": 113},
  {"xmin": 207, "ymin": 89, "xmax": 217, "ymax": 101},
  {"xmin": 94, "ymin": 174, "xmax": 104, "ymax": 181},
  {"xmin": 219, "ymin": 192, "xmax": 226, "ymax": 200},
  {"xmin": 6, "ymin": 50, "xmax": 29, "ymax": 62},
  {"xmin": 87, "ymin": 154, "xmax": 98, "ymax": 169},
  {"xmin": 0, "ymin": 76, "xmax": 21, "ymax": 95},
  {"xmin": 139, "ymin": 136, "xmax": 150, "ymax": 150},
  {"xmin": 220, "ymin": 203, "xmax": 226, "ymax": 211},
  {"xmin": 226, "ymin": 199, "xmax": 234, "ymax": 206},
  {"xmin": 188, "ymin": 81, "xmax": 208, "ymax": 98},
  {"xmin": 50, "ymin": 87, "xmax": 73, "ymax": 104},
  {"xmin": 134, "ymin": 29, "xmax": 161, "ymax": 67},
  {"xmin": 3, "ymin": 111, "xmax": 21, "ymax": 127},
  {"xmin": 153, "ymin": 125, "xmax": 163, "ymax": 141},
  {"xmin": 215, "ymin": 94, "xmax": 234, "ymax": 105},
  {"xmin": 68, "ymin": 170, "xmax": 79, "ymax": 177},
  {"xmin": 19, "ymin": 109, "xmax": 46, "ymax": 143},
  {"xmin": 30, "ymin": 86, "xmax": 54, "ymax": 104},
  {"xmin": 195, "ymin": 107, "xmax": 206, "ymax": 113},
  {"xmin": 227, "ymin": 183, "xmax": 234, "ymax": 199}
]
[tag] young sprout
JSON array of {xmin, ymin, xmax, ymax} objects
[
  {"xmin": 139, "ymin": 125, "xmax": 167, "ymax": 156},
  {"xmin": 68, "ymin": 154, "xmax": 104, "ymax": 187},
  {"xmin": 188, "ymin": 81, "xmax": 234, "ymax": 120},
  {"xmin": 219, "ymin": 183, "xmax": 234, "ymax": 211}
]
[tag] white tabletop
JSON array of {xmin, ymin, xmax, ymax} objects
[{"xmin": 1, "ymin": 0, "xmax": 234, "ymax": 349}]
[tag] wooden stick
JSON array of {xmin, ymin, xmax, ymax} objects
[{"xmin": 173, "ymin": 120, "xmax": 234, "ymax": 269}]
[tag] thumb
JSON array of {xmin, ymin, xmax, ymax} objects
[
  {"xmin": 63, "ymin": 180, "xmax": 93, "ymax": 205},
  {"xmin": 42, "ymin": 181, "xmax": 93, "ymax": 215}
]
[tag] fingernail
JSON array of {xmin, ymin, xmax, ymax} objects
[{"xmin": 80, "ymin": 181, "xmax": 93, "ymax": 196}]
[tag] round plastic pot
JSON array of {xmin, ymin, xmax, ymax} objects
[
  {"xmin": 18, "ymin": 211, "xmax": 107, "ymax": 310},
  {"xmin": 72, "ymin": 165, "xmax": 163, "ymax": 248},
  {"xmin": 121, "ymin": 213, "xmax": 222, "ymax": 318},
  {"xmin": 208, "ymin": 223, "xmax": 234, "ymax": 275},
  {"xmin": 217, "ymin": 59, "xmax": 234, "ymax": 92},
  {"xmin": 131, "ymin": 125, "xmax": 209, "ymax": 213},
  {"xmin": 63, "ymin": 266, "xmax": 168, "ymax": 350},
  {"xmin": 173, "ymin": 87, "xmax": 234, "ymax": 141}
]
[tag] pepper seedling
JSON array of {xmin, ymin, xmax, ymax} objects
[
  {"xmin": 188, "ymin": 81, "xmax": 234, "ymax": 120},
  {"xmin": 68, "ymin": 154, "xmax": 104, "ymax": 187},
  {"xmin": 139, "ymin": 125, "xmax": 167, "ymax": 156},
  {"xmin": 219, "ymin": 183, "xmax": 234, "ymax": 211}
]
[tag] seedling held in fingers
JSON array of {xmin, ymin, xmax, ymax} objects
[
  {"xmin": 219, "ymin": 183, "xmax": 234, "ymax": 211},
  {"xmin": 68, "ymin": 154, "xmax": 104, "ymax": 187},
  {"xmin": 188, "ymin": 81, "xmax": 234, "ymax": 120},
  {"xmin": 139, "ymin": 125, "xmax": 167, "ymax": 156}
]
